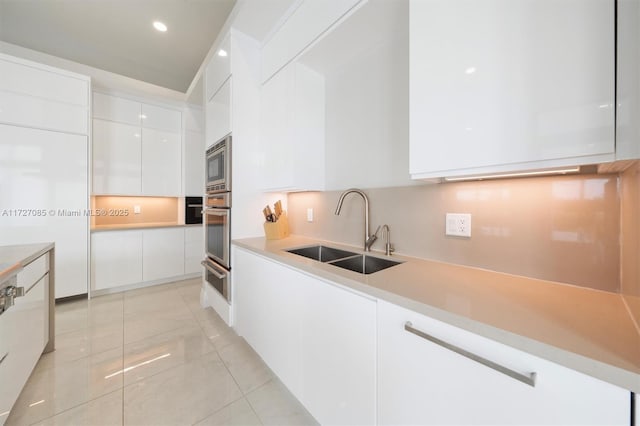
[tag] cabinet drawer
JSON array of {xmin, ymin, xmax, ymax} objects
[
  {"xmin": 378, "ymin": 301, "xmax": 629, "ymax": 425},
  {"xmin": 17, "ymin": 254, "xmax": 48, "ymax": 291},
  {"xmin": 0, "ymin": 55, "xmax": 88, "ymax": 106},
  {"xmin": 0, "ymin": 275, "xmax": 47, "ymax": 424}
]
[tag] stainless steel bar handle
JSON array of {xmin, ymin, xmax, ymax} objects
[
  {"xmin": 187, "ymin": 204, "xmax": 203, "ymax": 208},
  {"xmin": 201, "ymin": 261, "xmax": 227, "ymax": 279},
  {"xmin": 404, "ymin": 321, "xmax": 536, "ymax": 387},
  {"xmin": 0, "ymin": 352, "xmax": 8, "ymax": 365}
]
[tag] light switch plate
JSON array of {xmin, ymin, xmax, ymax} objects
[
  {"xmin": 307, "ymin": 208, "xmax": 314, "ymax": 222},
  {"xmin": 446, "ymin": 213, "xmax": 471, "ymax": 237},
  {"xmin": 134, "ymin": 205, "xmax": 141, "ymax": 214}
]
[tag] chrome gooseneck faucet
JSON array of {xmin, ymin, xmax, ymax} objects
[{"xmin": 334, "ymin": 188, "xmax": 378, "ymax": 251}]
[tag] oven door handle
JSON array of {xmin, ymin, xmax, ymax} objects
[
  {"xmin": 201, "ymin": 261, "xmax": 227, "ymax": 279},
  {"xmin": 205, "ymin": 208, "xmax": 229, "ymax": 216}
]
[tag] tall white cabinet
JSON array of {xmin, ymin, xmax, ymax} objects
[
  {"xmin": 409, "ymin": 0, "xmax": 616, "ymax": 179},
  {"xmin": 0, "ymin": 53, "xmax": 90, "ymax": 298}
]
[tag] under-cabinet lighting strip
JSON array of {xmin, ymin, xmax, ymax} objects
[{"xmin": 443, "ymin": 167, "xmax": 581, "ymax": 182}]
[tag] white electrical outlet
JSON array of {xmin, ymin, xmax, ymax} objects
[
  {"xmin": 307, "ymin": 208, "xmax": 314, "ymax": 222},
  {"xmin": 446, "ymin": 213, "xmax": 471, "ymax": 237},
  {"xmin": 134, "ymin": 205, "xmax": 141, "ymax": 214}
]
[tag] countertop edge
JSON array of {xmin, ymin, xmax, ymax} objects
[
  {"xmin": 232, "ymin": 238, "xmax": 640, "ymax": 393},
  {"xmin": 91, "ymin": 224, "xmax": 201, "ymax": 232}
]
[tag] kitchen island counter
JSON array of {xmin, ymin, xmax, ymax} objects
[{"xmin": 233, "ymin": 235, "xmax": 640, "ymax": 393}]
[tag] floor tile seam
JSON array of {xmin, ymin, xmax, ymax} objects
[
  {"xmin": 188, "ymin": 394, "xmax": 249, "ymax": 426},
  {"xmin": 119, "ymin": 348, "xmax": 221, "ymax": 391},
  {"xmin": 122, "ymin": 322, "xmax": 196, "ymax": 347},
  {"xmin": 243, "ymin": 378, "xmax": 277, "ymax": 425},
  {"xmin": 33, "ymin": 344, "xmax": 126, "ymax": 374},
  {"xmin": 21, "ymin": 388, "xmax": 124, "ymax": 426}
]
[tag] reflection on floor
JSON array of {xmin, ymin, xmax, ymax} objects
[{"xmin": 7, "ymin": 278, "xmax": 318, "ymax": 426}]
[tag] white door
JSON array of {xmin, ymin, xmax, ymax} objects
[
  {"xmin": 91, "ymin": 230, "xmax": 143, "ymax": 291},
  {"xmin": 142, "ymin": 228, "xmax": 185, "ymax": 281}
]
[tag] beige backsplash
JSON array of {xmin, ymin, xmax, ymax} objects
[
  {"xmin": 92, "ymin": 196, "xmax": 179, "ymax": 226},
  {"xmin": 287, "ymin": 173, "xmax": 622, "ymax": 293},
  {"xmin": 620, "ymin": 162, "xmax": 640, "ymax": 325}
]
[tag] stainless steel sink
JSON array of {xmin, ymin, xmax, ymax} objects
[
  {"xmin": 330, "ymin": 255, "xmax": 402, "ymax": 274},
  {"xmin": 286, "ymin": 245, "xmax": 359, "ymax": 262}
]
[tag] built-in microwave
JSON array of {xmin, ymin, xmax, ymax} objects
[{"xmin": 206, "ymin": 134, "xmax": 231, "ymax": 193}]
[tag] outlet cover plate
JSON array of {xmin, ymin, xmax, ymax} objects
[{"xmin": 446, "ymin": 213, "xmax": 471, "ymax": 237}]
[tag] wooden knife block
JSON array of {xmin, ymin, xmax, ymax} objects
[{"xmin": 264, "ymin": 212, "xmax": 290, "ymax": 240}]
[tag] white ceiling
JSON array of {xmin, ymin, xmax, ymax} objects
[{"xmin": 0, "ymin": 0, "xmax": 236, "ymax": 93}]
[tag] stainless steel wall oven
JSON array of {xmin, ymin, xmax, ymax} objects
[{"xmin": 203, "ymin": 135, "xmax": 232, "ymax": 303}]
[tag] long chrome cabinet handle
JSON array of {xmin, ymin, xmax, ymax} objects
[
  {"xmin": 404, "ymin": 321, "xmax": 537, "ymax": 387},
  {"xmin": 0, "ymin": 352, "xmax": 8, "ymax": 365}
]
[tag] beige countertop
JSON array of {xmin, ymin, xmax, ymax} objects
[
  {"xmin": 0, "ymin": 243, "xmax": 54, "ymax": 284},
  {"xmin": 91, "ymin": 223, "xmax": 201, "ymax": 232},
  {"xmin": 233, "ymin": 235, "xmax": 640, "ymax": 393}
]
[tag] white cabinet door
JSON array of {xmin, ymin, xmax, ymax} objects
[
  {"xmin": 299, "ymin": 278, "xmax": 376, "ymax": 425},
  {"xmin": 91, "ymin": 231, "xmax": 143, "ymax": 290},
  {"xmin": 0, "ymin": 90, "xmax": 88, "ymax": 134},
  {"xmin": 0, "ymin": 54, "xmax": 88, "ymax": 106},
  {"xmin": 206, "ymin": 77, "xmax": 232, "ymax": 147},
  {"xmin": 206, "ymin": 32, "xmax": 231, "ymax": 102},
  {"xmin": 92, "ymin": 119, "xmax": 142, "ymax": 195},
  {"xmin": 233, "ymin": 246, "xmax": 377, "ymax": 425},
  {"xmin": 409, "ymin": 0, "xmax": 615, "ymax": 179},
  {"xmin": 233, "ymin": 247, "xmax": 303, "ymax": 396},
  {"xmin": 260, "ymin": 62, "xmax": 325, "ymax": 191},
  {"xmin": 141, "ymin": 128, "xmax": 181, "ymax": 196},
  {"xmin": 377, "ymin": 300, "xmax": 630, "ymax": 425},
  {"xmin": 141, "ymin": 103, "xmax": 181, "ymax": 133},
  {"xmin": 0, "ymin": 125, "xmax": 88, "ymax": 298},
  {"xmin": 93, "ymin": 92, "xmax": 141, "ymax": 126},
  {"xmin": 142, "ymin": 228, "xmax": 185, "ymax": 282},
  {"xmin": 184, "ymin": 226, "xmax": 203, "ymax": 275},
  {"xmin": 261, "ymin": 0, "xmax": 363, "ymax": 82},
  {"xmin": 184, "ymin": 106, "xmax": 205, "ymax": 196}
]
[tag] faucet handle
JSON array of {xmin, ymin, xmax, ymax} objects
[{"xmin": 365, "ymin": 225, "xmax": 380, "ymax": 250}]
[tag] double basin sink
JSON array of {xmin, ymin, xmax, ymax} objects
[{"xmin": 286, "ymin": 245, "xmax": 402, "ymax": 275}]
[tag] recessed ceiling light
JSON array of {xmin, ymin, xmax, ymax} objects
[
  {"xmin": 153, "ymin": 21, "xmax": 167, "ymax": 32},
  {"xmin": 217, "ymin": 49, "xmax": 228, "ymax": 57}
]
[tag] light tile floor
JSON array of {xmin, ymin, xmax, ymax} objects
[{"xmin": 7, "ymin": 278, "xmax": 318, "ymax": 426}]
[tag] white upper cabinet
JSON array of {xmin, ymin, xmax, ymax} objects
[
  {"xmin": 0, "ymin": 54, "xmax": 89, "ymax": 134},
  {"xmin": 260, "ymin": 61, "xmax": 325, "ymax": 191},
  {"xmin": 141, "ymin": 127, "xmax": 181, "ymax": 196},
  {"xmin": 92, "ymin": 119, "xmax": 142, "ymax": 195},
  {"xmin": 91, "ymin": 92, "xmax": 182, "ymax": 196},
  {"xmin": 616, "ymin": 0, "xmax": 640, "ymax": 161},
  {"xmin": 206, "ymin": 32, "xmax": 231, "ymax": 101},
  {"xmin": 261, "ymin": 0, "xmax": 364, "ymax": 83},
  {"xmin": 409, "ymin": 0, "xmax": 616, "ymax": 179},
  {"xmin": 206, "ymin": 77, "xmax": 232, "ymax": 147},
  {"xmin": 141, "ymin": 103, "xmax": 182, "ymax": 133},
  {"xmin": 93, "ymin": 92, "xmax": 141, "ymax": 126},
  {"xmin": 0, "ymin": 54, "xmax": 88, "ymax": 107},
  {"xmin": 184, "ymin": 105, "xmax": 205, "ymax": 196}
]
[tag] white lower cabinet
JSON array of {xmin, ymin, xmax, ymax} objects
[
  {"xmin": 91, "ymin": 230, "xmax": 143, "ymax": 291},
  {"xmin": 233, "ymin": 246, "xmax": 376, "ymax": 425},
  {"xmin": 377, "ymin": 300, "xmax": 630, "ymax": 425},
  {"xmin": 92, "ymin": 227, "xmax": 188, "ymax": 291},
  {"xmin": 184, "ymin": 227, "xmax": 203, "ymax": 275},
  {"xmin": 0, "ymin": 258, "xmax": 48, "ymax": 425},
  {"xmin": 141, "ymin": 228, "xmax": 184, "ymax": 282}
]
